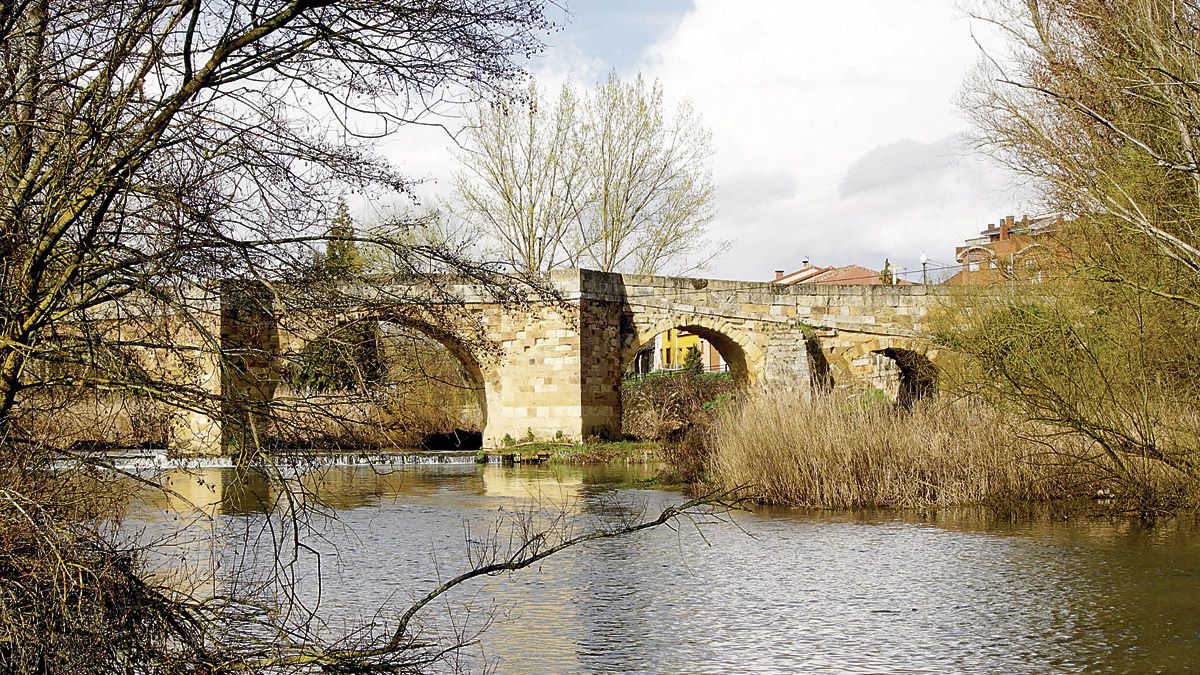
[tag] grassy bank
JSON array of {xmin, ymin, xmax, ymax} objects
[{"xmin": 705, "ymin": 393, "xmax": 1199, "ymax": 515}]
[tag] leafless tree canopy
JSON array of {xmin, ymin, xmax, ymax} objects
[
  {"xmin": 0, "ymin": 1, "xmax": 753, "ymax": 669},
  {"xmin": 0, "ymin": 0, "xmax": 555, "ymax": 431},
  {"xmin": 453, "ymin": 73, "xmax": 719, "ymax": 275}
]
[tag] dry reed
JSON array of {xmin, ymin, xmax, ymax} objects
[{"xmin": 707, "ymin": 393, "xmax": 1127, "ymax": 510}]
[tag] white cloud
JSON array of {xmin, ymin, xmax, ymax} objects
[
  {"xmin": 637, "ymin": 0, "xmax": 1035, "ymax": 279},
  {"xmin": 361, "ymin": 2, "xmax": 1033, "ymax": 280}
]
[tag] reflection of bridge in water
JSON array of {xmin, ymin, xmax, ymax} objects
[
  {"xmin": 178, "ymin": 269, "xmax": 945, "ymax": 453},
  {"xmin": 124, "ymin": 461, "xmax": 660, "ymax": 651},
  {"xmin": 134, "ymin": 463, "xmax": 654, "ymax": 521}
]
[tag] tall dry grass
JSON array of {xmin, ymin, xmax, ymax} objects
[{"xmin": 706, "ymin": 393, "xmax": 1193, "ymax": 511}]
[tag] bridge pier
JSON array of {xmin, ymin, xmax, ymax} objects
[
  {"xmin": 163, "ymin": 290, "xmax": 225, "ymax": 456},
  {"xmin": 478, "ymin": 270, "xmax": 626, "ymax": 446}
]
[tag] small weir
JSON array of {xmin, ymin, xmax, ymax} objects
[{"xmin": 88, "ymin": 449, "xmax": 484, "ymax": 472}]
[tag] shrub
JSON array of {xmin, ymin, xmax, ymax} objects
[
  {"xmin": 657, "ymin": 425, "xmax": 712, "ymax": 484},
  {"xmin": 621, "ymin": 371, "xmax": 735, "ymax": 441},
  {"xmin": 288, "ymin": 321, "xmax": 385, "ymax": 392}
]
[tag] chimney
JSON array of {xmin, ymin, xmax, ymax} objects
[
  {"xmin": 801, "ymin": 256, "xmax": 810, "ymax": 266},
  {"xmin": 1000, "ymin": 215, "xmax": 1014, "ymax": 240},
  {"xmin": 774, "ymin": 269, "xmax": 785, "ymax": 281}
]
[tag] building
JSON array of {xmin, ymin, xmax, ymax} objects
[
  {"xmin": 772, "ymin": 260, "xmax": 912, "ymax": 285},
  {"xmin": 628, "ymin": 328, "xmax": 727, "ymax": 376},
  {"xmin": 946, "ymin": 214, "xmax": 1061, "ymax": 285},
  {"xmin": 653, "ymin": 328, "xmax": 725, "ymax": 372}
]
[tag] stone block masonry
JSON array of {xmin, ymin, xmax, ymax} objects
[{"xmin": 172, "ymin": 269, "xmax": 946, "ymax": 453}]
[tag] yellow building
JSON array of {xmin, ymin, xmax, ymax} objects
[{"xmin": 653, "ymin": 328, "xmax": 725, "ymax": 372}]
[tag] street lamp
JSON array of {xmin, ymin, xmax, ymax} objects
[{"xmin": 919, "ymin": 253, "xmax": 929, "ymax": 285}]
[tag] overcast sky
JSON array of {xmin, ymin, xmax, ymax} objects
[{"xmin": 375, "ymin": 0, "xmax": 1035, "ymax": 282}]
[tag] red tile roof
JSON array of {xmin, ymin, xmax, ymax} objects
[{"xmin": 773, "ymin": 263, "xmax": 911, "ymax": 285}]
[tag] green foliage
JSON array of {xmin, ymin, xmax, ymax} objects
[
  {"xmin": 934, "ymin": 277, "xmax": 1200, "ymax": 502},
  {"xmin": 701, "ymin": 391, "xmax": 736, "ymax": 412},
  {"xmin": 944, "ymin": 1, "xmax": 1200, "ymax": 506},
  {"xmin": 288, "ymin": 321, "xmax": 385, "ymax": 392},
  {"xmin": 682, "ymin": 345, "xmax": 702, "ymax": 374},
  {"xmin": 621, "ymin": 369, "xmax": 737, "ymax": 442},
  {"xmin": 849, "ymin": 388, "xmax": 892, "ymax": 413},
  {"xmin": 879, "ymin": 258, "xmax": 894, "ymax": 285},
  {"xmin": 521, "ymin": 427, "xmax": 536, "ymax": 443},
  {"xmin": 502, "ymin": 433, "xmax": 515, "ymax": 448},
  {"xmin": 476, "ymin": 439, "xmax": 658, "ymax": 464},
  {"xmin": 546, "ymin": 439, "xmax": 658, "ymax": 464},
  {"xmin": 323, "ymin": 197, "xmax": 366, "ymax": 277}
]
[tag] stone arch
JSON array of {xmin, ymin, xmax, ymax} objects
[
  {"xmin": 359, "ymin": 312, "xmax": 491, "ymax": 429},
  {"xmin": 827, "ymin": 336, "xmax": 938, "ymax": 408},
  {"xmin": 804, "ymin": 334, "xmax": 834, "ymax": 393},
  {"xmin": 872, "ymin": 345, "xmax": 938, "ymax": 410},
  {"xmin": 625, "ymin": 315, "xmax": 761, "ymax": 385},
  {"xmin": 289, "ymin": 311, "xmax": 493, "ymax": 433}
]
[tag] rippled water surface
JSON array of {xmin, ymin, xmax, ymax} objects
[{"xmin": 126, "ymin": 462, "xmax": 1200, "ymax": 673}]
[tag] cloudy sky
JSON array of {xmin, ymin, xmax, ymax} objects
[{"xmin": 378, "ymin": 0, "xmax": 1036, "ymax": 282}]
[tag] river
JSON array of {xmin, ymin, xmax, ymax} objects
[{"xmin": 123, "ymin": 461, "xmax": 1200, "ymax": 673}]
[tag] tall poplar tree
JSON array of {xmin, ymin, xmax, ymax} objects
[{"xmin": 454, "ymin": 73, "xmax": 718, "ymax": 275}]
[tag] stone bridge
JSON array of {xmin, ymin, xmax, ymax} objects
[{"xmin": 181, "ymin": 269, "xmax": 946, "ymax": 453}]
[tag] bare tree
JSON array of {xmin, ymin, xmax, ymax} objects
[
  {"xmin": 0, "ymin": 0, "xmax": 554, "ymax": 436},
  {"xmin": 453, "ymin": 81, "xmax": 581, "ymax": 274},
  {"xmin": 453, "ymin": 73, "xmax": 719, "ymax": 275},
  {"xmin": 0, "ymin": 1, "xmax": 755, "ymax": 668},
  {"xmin": 570, "ymin": 73, "xmax": 717, "ymax": 275},
  {"xmin": 939, "ymin": 0, "xmax": 1200, "ymax": 508},
  {"xmin": 0, "ymin": 0, "xmax": 756, "ymax": 669}
]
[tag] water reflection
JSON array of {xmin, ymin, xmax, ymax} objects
[
  {"xmin": 132, "ymin": 463, "xmax": 659, "ymax": 516},
  {"xmin": 123, "ymin": 463, "xmax": 1200, "ymax": 673}
]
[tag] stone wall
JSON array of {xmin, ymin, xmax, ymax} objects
[{"xmin": 580, "ymin": 270, "xmax": 944, "ymax": 396}]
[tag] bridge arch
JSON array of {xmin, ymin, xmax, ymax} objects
[
  {"xmin": 182, "ymin": 270, "xmax": 952, "ymax": 454},
  {"xmin": 827, "ymin": 336, "xmax": 938, "ymax": 408},
  {"xmin": 872, "ymin": 346, "xmax": 938, "ymax": 409},
  {"xmin": 624, "ymin": 315, "xmax": 762, "ymax": 385},
  {"xmin": 282, "ymin": 311, "xmax": 492, "ymax": 444}
]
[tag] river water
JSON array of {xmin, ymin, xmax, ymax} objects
[{"xmin": 124, "ymin": 461, "xmax": 1200, "ymax": 673}]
